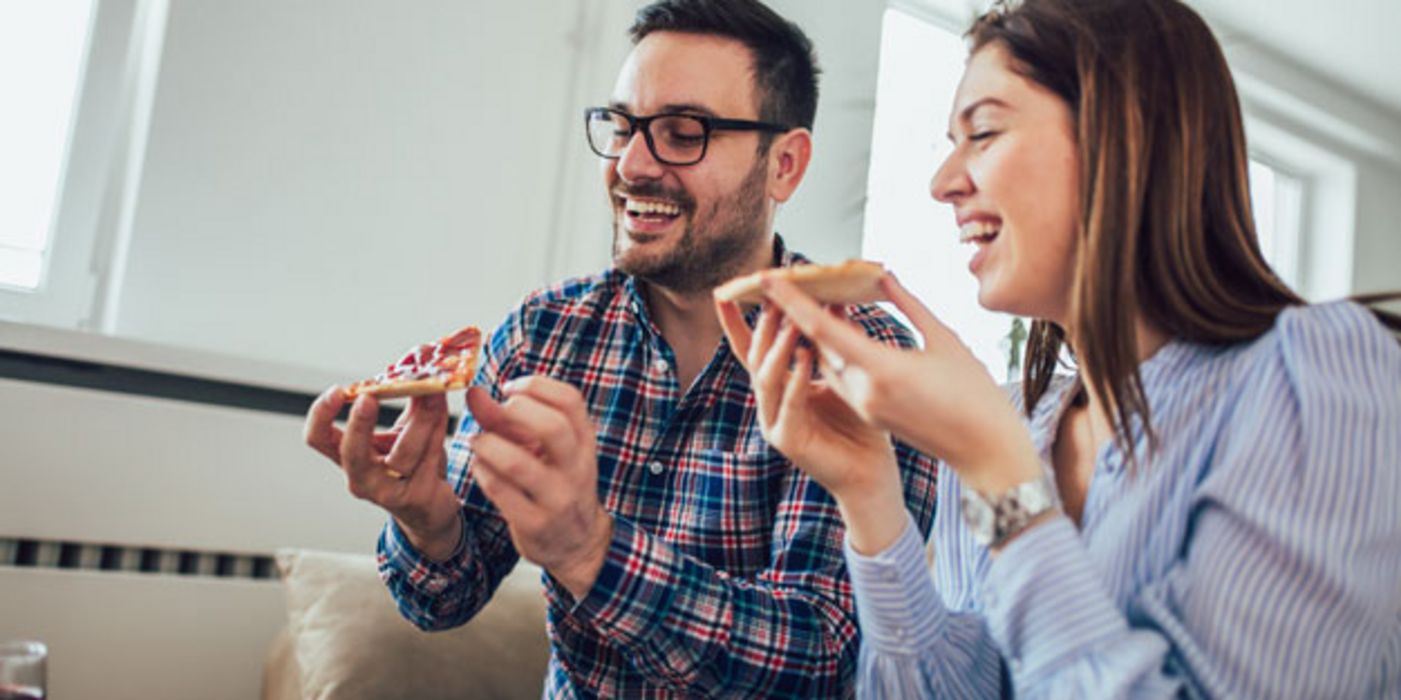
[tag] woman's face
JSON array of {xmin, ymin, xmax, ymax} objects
[{"xmin": 931, "ymin": 42, "xmax": 1080, "ymax": 324}]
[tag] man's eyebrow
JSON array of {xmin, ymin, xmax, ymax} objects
[
  {"xmin": 656, "ymin": 102, "xmax": 719, "ymax": 117},
  {"xmin": 606, "ymin": 101, "xmax": 720, "ymax": 117},
  {"xmin": 945, "ymin": 97, "xmax": 1011, "ymax": 141}
]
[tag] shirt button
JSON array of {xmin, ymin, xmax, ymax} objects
[
  {"xmin": 651, "ymin": 358, "xmax": 669, "ymax": 374},
  {"xmin": 1010, "ymin": 658, "xmax": 1023, "ymax": 673},
  {"xmin": 648, "ymin": 460, "xmax": 665, "ymax": 475}
]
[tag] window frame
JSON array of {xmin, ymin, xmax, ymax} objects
[{"xmin": 0, "ymin": 0, "xmax": 171, "ymax": 330}]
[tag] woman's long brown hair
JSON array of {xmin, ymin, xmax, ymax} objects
[{"xmin": 968, "ymin": 0, "xmax": 1399, "ymax": 459}]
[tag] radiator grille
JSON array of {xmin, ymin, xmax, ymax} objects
[{"xmin": 0, "ymin": 537, "xmax": 276, "ymax": 580}]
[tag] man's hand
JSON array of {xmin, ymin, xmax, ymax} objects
[
  {"xmin": 304, "ymin": 386, "xmax": 463, "ymax": 561},
  {"xmin": 465, "ymin": 378, "xmax": 613, "ymax": 600}
]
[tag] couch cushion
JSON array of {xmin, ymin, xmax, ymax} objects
[{"xmin": 274, "ymin": 548, "xmax": 549, "ymax": 700}]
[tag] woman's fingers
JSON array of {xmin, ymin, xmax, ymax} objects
[
  {"xmin": 749, "ymin": 304, "xmax": 782, "ymax": 372},
  {"xmin": 715, "ymin": 298, "xmax": 754, "ymax": 371},
  {"xmin": 879, "ymin": 273, "xmax": 957, "ymax": 347},
  {"xmin": 754, "ymin": 321, "xmax": 803, "ymax": 430},
  {"xmin": 761, "ymin": 278, "xmax": 881, "ymax": 369},
  {"xmin": 778, "ymin": 346, "xmax": 814, "ymax": 433}
]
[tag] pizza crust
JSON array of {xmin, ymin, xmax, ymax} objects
[
  {"xmin": 347, "ymin": 376, "xmax": 460, "ymax": 399},
  {"xmin": 344, "ymin": 327, "xmax": 482, "ymax": 400},
  {"xmin": 713, "ymin": 260, "xmax": 886, "ymax": 306}
]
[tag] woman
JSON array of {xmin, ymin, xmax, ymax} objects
[{"xmin": 716, "ymin": 0, "xmax": 1401, "ymax": 697}]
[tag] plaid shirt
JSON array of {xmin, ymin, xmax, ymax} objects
[{"xmin": 379, "ymin": 239, "xmax": 939, "ymax": 698}]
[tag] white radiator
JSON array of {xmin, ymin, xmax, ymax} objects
[{"xmin": 0, "ymin": 329, "xmax": 391, "ymax": 700}]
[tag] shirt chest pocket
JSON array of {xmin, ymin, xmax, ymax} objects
[{"xmin": 677, "ymin": 449, "xmax": 792, "ymax": 573}]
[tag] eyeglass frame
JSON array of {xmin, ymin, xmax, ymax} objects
[{"xmin": 584, "ymin": 106, "xmax": 793, "ymax": 166}]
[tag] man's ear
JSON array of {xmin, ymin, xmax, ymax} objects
[{"xmin": 767, "ymin": 128, "xmax": 812, "ymax": 203}]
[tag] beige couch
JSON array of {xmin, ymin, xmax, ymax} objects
[{"xmin": 263, "ymin": 549, "xmax": 550, "ymax": 700}]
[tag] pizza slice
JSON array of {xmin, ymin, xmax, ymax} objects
[
  {"xmin": 713, "ymin": 259, "xmax": 886, "ymax": 306},
  {"xmin": 343, "ymin": 326, "xmax": 483, "ymax": 400}
]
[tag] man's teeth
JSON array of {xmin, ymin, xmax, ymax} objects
[
  {"xmin": 626, "ymin": 198, "xmax": 682, "ymax": 216},
  {"xmin": 959, "ymin": 220, "xmax": 1001, "ymax": 243}
]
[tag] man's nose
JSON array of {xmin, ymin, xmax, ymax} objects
[{"xmin": 616, "ymin": 128, "xmax": 665, "ymax": 182}]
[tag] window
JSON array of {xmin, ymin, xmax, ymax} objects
[
  {"xmin": 1248, "ymin": 158, "xmax": 1304, "ymax": 289},
  {"xmin": 862, "ymin": 7, "xmax": 1022, "ymax": 380},
  {"xmin": 0, "ymin": 0, "xmax": 169, "ymax": 329},
  {"xmin": 0, "ymin": 1, "xmax": 96, "ymax": 290},
  {"xmin": 864, "ymin": 7, "xmax": 1309, "ymax": 379}
]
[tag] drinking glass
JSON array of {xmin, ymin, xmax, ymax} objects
[{"xmin": 0, "ymin": 641, "xmax": 45, "ymax": 700}]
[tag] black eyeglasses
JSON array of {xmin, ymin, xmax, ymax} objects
[{"xmin": 585, "ymin": 107, "xmax": 792, "ymax": 166}]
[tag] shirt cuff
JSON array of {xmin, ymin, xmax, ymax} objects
[
  {"xmin": 982, "ymin": 515, "xmax": 1127, "ymax": 683},
  {"xmin": 844, "ymin": 511, "xmax": 950, "ymax": 655},
  {"xmin": 377, "ymin": 512, "xmax": 470, "ymax": 596}
]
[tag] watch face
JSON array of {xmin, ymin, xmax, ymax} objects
[
  {"xmin": 961, "ymin": 476, "xmax": 1057, "ymax": 548},
  {"xmin": 960, "ymin": 491, "xmax": 995, "ymax": 544},
  {"xmin": 1014, "ymin": 479, "xmax": 1057, "ymax": 513}
]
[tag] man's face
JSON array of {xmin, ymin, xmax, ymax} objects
[{"xmin": 604, "ymin": 32, "xmax": 774, "ymax": 294}]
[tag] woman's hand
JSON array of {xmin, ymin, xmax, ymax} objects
[
  {"xmin": 717, "ymin": 296, "xmax": 911, "ymax": 553},
  {"xmin": 716, "ymin": 298, "xmax": 901, "ymax": 502},
  {"xmin": 756, "ymin": 273, "xmax": 1040, "ymax": 496}
]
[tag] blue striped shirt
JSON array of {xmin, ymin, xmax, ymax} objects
[{"xmin": 847, "ymin": 300, "xmax": 1401, "ymax": 698}]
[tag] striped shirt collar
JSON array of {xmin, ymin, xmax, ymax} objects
[{"xmin": 1027, "ymin": 338, "xmax": 1203, "ymax": 476}]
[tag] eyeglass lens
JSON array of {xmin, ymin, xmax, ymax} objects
[{"xmin": 588, "ymin": 111, "xmax": 707, "ymax": 165}]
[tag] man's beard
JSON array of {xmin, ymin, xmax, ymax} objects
[{"xmin": 612, "ymin": 157, "xmax": 769, "ymax": 295}]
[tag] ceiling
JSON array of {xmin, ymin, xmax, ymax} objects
[
  {"xmin": 1187, "ymin": 0, "xmax": 1401, "ymax": 117},
  {"xmin": 918, "ymin": 0, "xmax": 1401, "ymax": 118}
]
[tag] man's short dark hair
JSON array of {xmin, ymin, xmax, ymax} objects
[{"xmin": 630, "ymin": 0, "xmax": 821, "ymax": 132}]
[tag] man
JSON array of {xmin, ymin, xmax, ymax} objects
[{"xmin": 304, "ymin": 0, "xmax": 937, "ymax": 696}]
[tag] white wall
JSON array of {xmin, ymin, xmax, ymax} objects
[
  {"xmin": 1223, "ymin": 40, "xmax": 1401, "ymax": 301},
  {"xmin": 96, "ymin": 0, "xmax": 885, "ymax": 378},
  {"xmin": 21, "ymin": 0, "xmax": 1399, "ymax": 378},
  {"xmin": 765, "ymin": 0, "xmax": 883, "ymax": 263},
  {"xmin": 109, "ymin": 0, "xmax": 580, "ymax": 375},
  {"xmin": 1354, "ymin": 168, "xmax": 1401, "ymax": 296}
]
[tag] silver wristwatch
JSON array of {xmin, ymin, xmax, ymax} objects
[{"xmin": 960, "ymin": 474, "xmax": 1058, "ymax": 548}]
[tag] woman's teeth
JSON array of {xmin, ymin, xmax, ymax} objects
[
  {"xmin": 959, "ymin": 220, "xmax": 1001, "ymax": 243},
  {"xmin": 626, "ymin": 198, "xmax": 682, "ymax": 217}
]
